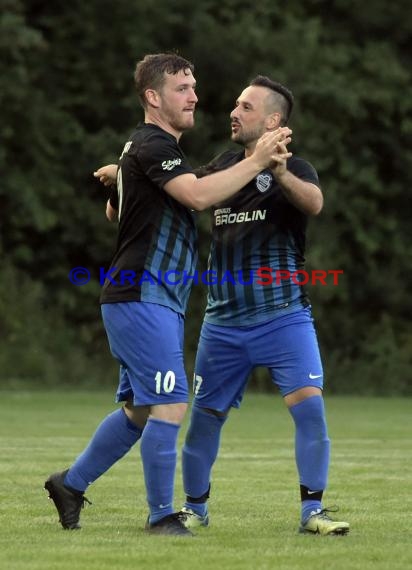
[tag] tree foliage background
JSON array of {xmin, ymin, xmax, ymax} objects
[{"xmin": 1, "ymin": 0, "xmax": 411, "ymax": 394}]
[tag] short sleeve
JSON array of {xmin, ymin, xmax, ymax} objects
[
  {"xmin": 137, "ymin": 131, "xmax": 194, "ymax": 188},
  {"xmin": 288, "ymin": 157, "xmax": 320, "ymax": 188}
]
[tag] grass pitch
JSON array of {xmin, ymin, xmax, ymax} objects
[{"xmin": 0, "ymin": 391, "xmax": 410, "ymax": 570}]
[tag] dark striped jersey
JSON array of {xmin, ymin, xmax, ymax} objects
[
  {"xmin": 201, "ymin": 150, "xmax": 320, "ymax": 326},
  {"xmin": 100, "ymin": 123, "xmax": 198, "ymax": 315}
]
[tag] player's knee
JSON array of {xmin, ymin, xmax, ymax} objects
[
  {"xmin": 284, "ymin": 386, "xmax": 322, "ymax": 408},
  {"xmin": 203, "ymin": 407, "xmax": 228, "ymax": 418},
  {"xmin": 150, "ymin": 402, "xmax": 188, "ymax": 425},
  {"xmin": 123, "ymin": 402, "xmax": 150, "ymax": 429}
]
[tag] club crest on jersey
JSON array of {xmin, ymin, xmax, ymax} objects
[{"xmin": 255, "ymin": 172, "xmax": 273, "ymax": 193}]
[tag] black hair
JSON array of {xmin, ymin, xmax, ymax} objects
[{"xmin": 249, "ymin": 75, "xmax": 294, "ymax": 125}]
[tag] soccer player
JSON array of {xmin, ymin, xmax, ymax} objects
[
  {"xmin": 178, "ymin": 76, "xmax": 350, "ymax": 536},
  {"xmin": 44, "ymin": 55, "xmax": 290, "ymax": 536}
]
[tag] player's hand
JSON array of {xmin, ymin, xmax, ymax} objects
[
  {"xmin": 271, "ymin": 140, "xmax": 292, "ymax": 178},
  {"xmin": 93, "ymin": 164, "xmax": 118, "ymax": 187},
  {"xmin": 253, "ymin": 128, "xmax": 292, "ymax": 170}
]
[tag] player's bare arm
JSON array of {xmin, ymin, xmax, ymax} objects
[
  {"xmin": 271, "ymin": 142, "xmax": 323, "ymax": 216},
  {"xmin": 106, "ymin": 199, "xmax": 118, "ymax": 222},
  {"xmin": 165, "ymin": 127, "xmax": 292, "ymax": 211},
  {"xmin": 93, "ymin": 165, "xmax": 118, "ymax": 221}
]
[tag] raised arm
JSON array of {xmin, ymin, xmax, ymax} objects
[
  {"xmin": 271, "ymin": 141, "xmax": 323, "ymax": 216},
  {"xmin": 164, "ymin": 128, "xmax": 292, "ymax": 211}
]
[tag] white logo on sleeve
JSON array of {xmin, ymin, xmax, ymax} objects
[
  {"xmin": 162, "ymin": 158, "xmax": 182, "ymax": 171},
  {"xmin": 309, "ymin": 373, "xmax": 323, "ymax": 380}
]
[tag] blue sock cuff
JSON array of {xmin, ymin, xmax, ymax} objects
[
  {"xmin": 301, "ymin": 500, "xmax": 322, "ymax": 523},
  {"xmin": 185, "ymin": 501, "xmax": 208, "ymax": 517},
  {"xmin": 191, "ymin": 405, "xmax": 228, "ymax": 425},
  {"xmin": 145, "ymin": 417, "xmax": 180, "ymax": 433},
  {"xmin": 289, "ymin": 394, "xmax": 324, "ymax": 416},
  {"xmin": 121, "ymin": 407, "xmax": 143, "ymax": 434}
]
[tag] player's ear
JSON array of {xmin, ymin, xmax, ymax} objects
[
  {"xmin": 266, "ymin": 112, "xmax": 281, "ymax": 130},
  {"xmin": 145, "ymin": 89, "xmax": 161, "ymax": 108}
]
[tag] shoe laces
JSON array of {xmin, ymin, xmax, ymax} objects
[
  {"xmin": 313, "ymin": 506, "xmax": 339, "ymax": 520},
  {"xmin": 168, "ymin": 512, "xmax": 189, "ymax": 528},
  {"xmin": 82, "ymin": 496, "xmax": 92, "ymax": 508},
  {"xmin": 179, "ymin": 508, "xmax": 197, "ymax": 521},
  {"xmin": 66, "ymin": 487, "xmax": 92, "ymax": 509}
]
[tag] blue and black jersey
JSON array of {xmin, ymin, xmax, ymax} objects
[
  {"xmin": 100, "ymin": 124, "xmax": 198, "ymax": 315},
  {"xmin": 201, "ymin": 150, "xmax": 320, "ymax": 326}
]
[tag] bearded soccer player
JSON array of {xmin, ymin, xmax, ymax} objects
[
  {"xmin": 179, "ymin": 76, "xmax": 350, "ymax": 536},
  {"xmin": 45, "ymin": 56, "xmax": 289, "ymax": 536}
]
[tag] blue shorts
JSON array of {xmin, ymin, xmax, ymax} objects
[
  {"xmin": 101, "ymin": 301, "xmax": 189, "ymax": 406},
  {"xmin": 193, "ymin": 307, "xmax": 323, "ymax": 412}
]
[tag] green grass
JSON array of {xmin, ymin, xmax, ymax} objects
[{"xmin": 0, "ymin": 392, "xmax": 411, "ymax": 570}]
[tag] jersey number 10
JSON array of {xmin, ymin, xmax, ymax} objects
[{"xmin": 154, "ymin": 370, "xmax": 176, "ymax": 394}]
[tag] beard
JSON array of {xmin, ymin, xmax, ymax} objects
[
  {"xmin": 163, "ymin": 103, "xmax": 195, "ymax": 133},
  {"xmin": 170, "ymin": 113, "xmax": 194, "ymax": 132},
  {"xmin": 231, "ymin": 123, "xmax": 266, "ymax": 146}
]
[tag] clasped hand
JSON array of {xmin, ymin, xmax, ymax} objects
[{"xmin": 254, "ymin": 127, "xmax": 292, "ymax": 173}]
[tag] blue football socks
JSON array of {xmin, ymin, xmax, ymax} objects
[
  {"xmin": 300, "ymin": 499, "xmax": 322, "ymax": 523},
  {"xmin": 64, "ymin": 408, "xmax": 142, "ymax": 492},
  {"xmin": 140, "ymin": 418, "xmax": 180, "ymax": 524},
  {"xmin": 289, "ymin": 395, "xmax": 330, "ymax": 522},
  {"xmin": 182, "ymin": 406, "xmax": 227, "ymax": 516}
]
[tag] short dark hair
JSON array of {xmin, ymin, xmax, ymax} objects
[
  {"xmin": 134, "ymin": 53, "xmax": 195, "ymax": 108},
  {"xmin": 249, "ymin": 75, "xmax": 294, "ymax": 125}
]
